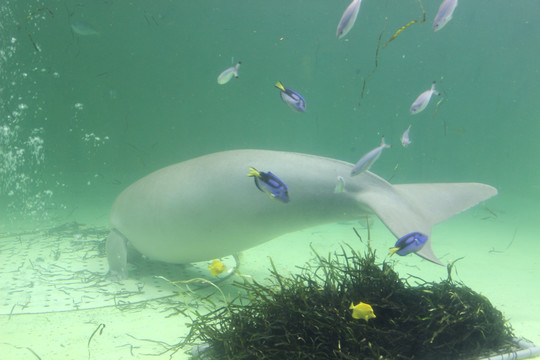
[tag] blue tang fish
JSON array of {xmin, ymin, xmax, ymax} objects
[
  {"xmin": 275, "ymin": 81, "xmax": 306, "ymax": 112},
  {"xmin": 389, "ymin": 232, "xmax": 428, "ymax": 256},
  {"xmin": 247, "ymin": 167, "xmax": 290, "ymax": 203}
]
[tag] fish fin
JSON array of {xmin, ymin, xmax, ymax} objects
[
  {"xmin": 415, "ymin": 239, "xmax": 444, "ymax": 265},
  {"xmin": 253, "ymin": 178, "xmax": 266, "ymax": 194},
  {"xmin": 275, "ymin": 81, "xmax": 285, "ymax": 91},
  {"xmin": 353, "ymin": 175, "xmax": 497, "ymax": 265},
  {"xmin": 393, "ymin": 183, "xmax": 497, "ymax": 226},
  {"xmin": 381, "ymin": 136, "xmax": 391, "ymax": 148},
  {"xmin": 431, "ymin": 81, "xmax": 441, "ymax": 96}
]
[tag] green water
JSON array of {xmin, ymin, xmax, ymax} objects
[
  {"xmin": 1, "ymin": 0, "xmax": 539, "ymax": 223},
  {"xmin": 1, "ymin": 2, "xmax": 540, "ymax": 358}
]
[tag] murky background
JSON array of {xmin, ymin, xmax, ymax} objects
[
  {"xmin": 1, "ymin": 0, "xmax": 539, "ymax": 228},
  {"xmin": 1, "ymin": 1, "xmax": 540, "ymax": 359}
]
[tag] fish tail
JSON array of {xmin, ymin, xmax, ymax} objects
[
  {"xmin": 247, "ymin": 167, "xmax": 261, "ymax": 178},
  {"xmin": 275, "ymin": 81, "xmax": 285, "ymax": 91},
  {"xmin": 234, "ymin": 62, "xmax": 242, "ymax": 77},
  {"xmin": 354, "ymin": 181, "xmax": 497, "ymax": 265}
]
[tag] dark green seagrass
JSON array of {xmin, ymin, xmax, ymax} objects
[{"xmin": 184, "ymin": 244, "xmax": 514, "ymax": 360}]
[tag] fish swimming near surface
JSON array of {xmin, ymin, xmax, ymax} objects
[
  {"xmin": 350, "ymin": 301, "xmax": 376, "ymax": 321},
  {"xmin": 217, "ymin": 62, "xmax": 242, "ymax": 85},
  {"xmin": 275, "ymin": 81, "xmax": 306, "ymax": 112},
  {"xmin": 410, "ymin": 82, "xmax": 440, "ymax": 114},
  {"xmin": 208, "ymin": 259, "xmax": 226, "ymax": 276},
  {"xmin": 105, "ymin": 149, "xmax": 497, "ymax": 279},
  {"xmin": 433, "ymin": 0, "xmax": 458, "ymax": 31},
  {"xmin": 247, "ymin": 167, "xmax": 290, "ymax": 203},
  {"xmin": 401, "ymin": 125, "xmax": 412, "ymax": 147},
  {"xmin": 389, "ymin": 232, "xmax": 428, "ymax": 256},
  {"xmin": 70, "ymin": 19, "xmax": 99, "ymax": 36},
  {"xmin": 351, "ymin": 137, "xmax": 391, "ymax": 176},
  {"xmin": 336, "ymin": 0, "xmax": 363, "ymax": 39}
]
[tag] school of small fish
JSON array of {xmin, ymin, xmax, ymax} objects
[
  {"xmin": 200, "ymin": 0, "xmax": 463, "ymax": 321},
  {"xmin": 208, "ymin": 0, "xmax": 461, "ymax": 274},
  {"xmin": 216, "ymin": 0, "xmax": 458, "ymax": 184}
]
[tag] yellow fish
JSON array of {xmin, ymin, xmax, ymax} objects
[
  {"xmin": 349, "ymin": 301, "xmax": 376, "ymax": 321},
  {"xmin": 208, "ymin": 259, "xmax": 226, "ymax": 276}
]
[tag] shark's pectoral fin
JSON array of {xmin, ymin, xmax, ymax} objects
[{"xmin": 354, "ymin": 182, "xmax": 497, "ymax": 265}]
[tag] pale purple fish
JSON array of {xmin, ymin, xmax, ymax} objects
[
  {"xmin": 351, "ymin": 136, "xmax": 391, "ymax": 176},
  {"xmin": 410, "ymin": 82, "xmax": 439, "ymax": 114},
  {"xmin": 217, "ymin": 62, "xmax": 242, "ymax": 85},
  {"xmin": 401, "ymin": 125, "xmax": 412, "ymax": 147},
  {"xmin": 336, "ymin": 0, "xmax": 362, "ymax": 39},
  {"xmin": 433, "ymin": 0, "xmax": 458, "ymax": 31}
]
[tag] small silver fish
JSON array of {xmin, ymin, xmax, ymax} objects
[
  {"xmin": 336, "ymin": 0, "xmax": 362, "ymax": 39},
  {"xmin": 401, "ymin": 125, "xmax": 412, "ymax": 147},
  {"xmin": 351, "ymin": 137, "xmax": 391, "ymax": 176},
  {"xmin": 410, "ymin": 82, "xmax": 439, "ymax": 114},
  {"xmin": 433, "ymin": 0, "xmax": 458, "ymax": 31},
  {"xmin": 217, "ymin": 62, "xmax": 241, "ymax": 85},
  {"xmin": 71, "ymin": 19, "xmax": 98, "ymax": 36},
  {"xmin": 334, "ymin": 176, "xmax": 345, "ymax": 194}
]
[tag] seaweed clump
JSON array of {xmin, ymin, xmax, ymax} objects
[{"xmin": 185, "ymin": 246, "xmax": 514, "ymax": 360}]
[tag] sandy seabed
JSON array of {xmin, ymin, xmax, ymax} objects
[{"xmin": 0, "ymin": 192, "xmax": 538, "ymax": 360}]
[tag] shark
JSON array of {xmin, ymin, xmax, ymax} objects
[{"xmin": 106, "ymin": 149, "xmax": 497, "ymax": 279}]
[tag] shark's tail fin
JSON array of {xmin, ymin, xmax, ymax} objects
[{"xmin": 356, "ymin": 182, "xmax": 497, "ymax": 265}]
